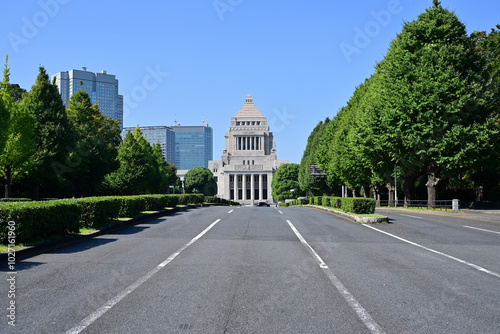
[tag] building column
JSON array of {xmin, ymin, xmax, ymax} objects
[
  {"xmin": 242, "ymin": 174, "xmax": 247, "ymax": 201},
  {"xmin": 259, "ymin": 174, "xmax": 263, "ymax": 201},
  {"xmin": 250, "ymin": 173, "xmax": 255, "ymax": 201},
  {"xmin": 235, "ymin": 175, "xmax": 239, "ymax": 201}
]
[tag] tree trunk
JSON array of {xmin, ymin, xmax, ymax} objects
[
  {"xmin": 373, "ymin": 184, "xmax": 381, "ymax": 206},
  {"xmin": 32, "ymin": 183, "xmax": 40, "ymax": 201},
  {"xmin": 361, "ymin": 185, "xmax": 370, "ymax": 198},
  {"xmin": 4, "ymin": 166, "xmax": 12, "ymax": 198},
  {"xmin": 386, "ymin": 181, "xmax": 395, "ymax": 207},
  {"xmin": 426, "ymin": 172, "xmax": 440, "ymax": 209},
  {"xmin": 403, "ymin": 174, "xmax": 417, "ymax": 207}
]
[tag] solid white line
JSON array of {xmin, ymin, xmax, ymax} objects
[
  {"xmin": 363, "ymin": 225, "xmax": 500, "ymax": 279},
  {"xmin": 399, "ymin": 214, "xmax": 423, "ymax": 219},
  {"xmin": 66, "ymin": 219, "xmax": 222, "ymax": 334},
  {"xmin": 228, "ymin": 210, "xmax": 234, "ymax": 214},
  {"xmin": 464, "ymin": 225, "xmax": 500, "ymax": 235},
  {"xmin": 286, "ymin": 220, "xmax": 385, "ymax": 334}
]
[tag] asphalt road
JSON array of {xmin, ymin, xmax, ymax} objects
[{"xmin": 1, "ymin": 206, "xmax": 499, "ymax": 333}]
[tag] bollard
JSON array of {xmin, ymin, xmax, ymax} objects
[{"xmin": 452, "ymin": 199, "xmax": 459, "ymax": 211}]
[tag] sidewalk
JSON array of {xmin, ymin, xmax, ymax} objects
[{"xmin": 376, "ymin": 207, "xmax": 500, "ymax": 224}]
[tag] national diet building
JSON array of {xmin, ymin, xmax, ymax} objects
[{"xmin": 209, "ymin": 95, "xmax": 288, "ymax": 205}]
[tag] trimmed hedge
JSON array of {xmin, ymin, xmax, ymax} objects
[
  {"xmin": 0, "ymin": 198, "xmax": 32, "ymax": 203},
  {"xmin": 0, "ymin": 193, "xmax": 217, "ymax": 245},
  {"xmin": 75, "ymin": 197, "xmax": 122, "ymax": 228},
  {"xmin": 0, "ymin": 200, "xmax": 81, "ymax": 244},
  {"xmin": 286, "ymin": 196, "xmax": 375, "ymax": 214},
  {"xmin": 204, "ymin": 196, "xmax": 240, "ymax": 206}
]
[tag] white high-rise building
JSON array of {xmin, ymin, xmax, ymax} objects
[
  {"xmin": 209, "ymin": 95, "xmax": 288, "ymax": 205},
  {"xmin": 52, "ymin": 68, "xmax": 123, "ymax": 129}
]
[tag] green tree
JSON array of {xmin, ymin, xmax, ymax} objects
[
  {"xmin": 62, "ymin": 90, "xmax": 120, "ymax": 196},
  {"xmin": 271, "ymin": 163, "xmax": 304, "ymax": 201},
  {"xmin": 103, "ymin": 127, "xmax": 156, "ymax": 195},
  {"xmin": 151, "ymin": 143, "xmax": 177, "ymax": 193},
  {"xmin": 468, "ymin": 25, "xmax": 500, "ymax": 199},
  {"xmin": 375, "ymin": 1, "xmax": 498, "ymax": 205},
  {"xmin": 0, "ymin": 57, "xmax": 35, "ymax": 198},
  {"xmin": 22, "ymin": 66, "xmax": 75, "ymax": 199},
  {"xmin": 298, "ymin": 118, "xmax": 337, "ymax": 196},
  {"xmin": 184, "ymin": 167, "xmax": 217, "ymax": 195}
]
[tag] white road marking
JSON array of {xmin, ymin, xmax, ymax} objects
[
  {"xmin": 399, "ymin": 214, "xmax": 423, "ymax": 219},
  {"xmin": 363, "ymin": 225, "xmax": 500, "ymax": 279},
  {"xmin": 286, "ymin": 220, "xmax": 385, "ymax": 334},
  {"xmin": 464, "ymin": 225, "xmax": 500, "ymax": 235},
  {"xmin": 228, "ymin": 210, "xmax": 234, "ymax": 214},
  {"xmin": 66, "ymin": 219, "xmax": 222, "ymax": 334},
  {"xmin": 278, "ymin": 210, "xmax": 283, "ymax": 214}
]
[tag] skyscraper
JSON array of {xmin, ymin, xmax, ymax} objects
[
  {"xmin": 52, "ymin": 68, "xmax": 124, "ymax": 129},
  {"xmin": 171, "ymin": 126, "xmax": 213, "ymax": 170},
  {"xmin": 121, "ymin": 126, "xmax": 175, "ymax": 165}
]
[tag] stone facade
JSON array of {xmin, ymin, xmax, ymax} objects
[{"xmin": 209, "ymin": 95, "xmax": 288, "ymax": 205}]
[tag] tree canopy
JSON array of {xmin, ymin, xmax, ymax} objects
[
  {"xmin": 271, "ymin": 163, "xmax": 305, "ymax": 201},
  {"xmin": 184, "ymin": 167, "xmax": 217, "ymax": 195},
  {"xmin": 305, "ymin": 2, "xmax": 500, "ymax": 204}
]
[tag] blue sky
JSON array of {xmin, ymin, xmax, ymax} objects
[{"xmin": 2, "ymin": 0, "xmax": 499, "ymax": 164}]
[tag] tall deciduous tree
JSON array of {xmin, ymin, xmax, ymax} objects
[
  {"xmin": 22, "ymin": 66, "xmax": 75, "ymax": 199},
  {"xmin": 0, "ymin": 57, "xmax": 35, "ymax": 198},
  {"xmin": 375, "ymin": 1, "xmax": 498, "ymax": 205},
  {"xmin": 298, "ymin": 118, "xmax": 337, "ymax": 196},
  {"xmin": 271, "ymin": 163, "xmax": 304, "ymax": 201}
]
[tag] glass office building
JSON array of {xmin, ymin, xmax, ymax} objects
[
  {"xmin": 52, "ymin": 68, "xmax": 124, "ymax": 129},
  {"xmin": 171, "ymin": 126, "xmax": 213, "ymax": 170},
  {"xmin": 121, "ymin": 126, "xmax": 175, "ymax": 165}
]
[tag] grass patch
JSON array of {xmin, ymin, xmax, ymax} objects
[{"xmin": 0, "ymin": 233, "xmax": 65, "ymax": 253}]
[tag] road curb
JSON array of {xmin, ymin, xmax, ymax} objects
[
  {"xmin": 0, "ymin": 204, "xmax": 203, "ymax": 262},
  {"xmin": 304, "ymin": 205, "xmax": 389, "ymax": 223}
]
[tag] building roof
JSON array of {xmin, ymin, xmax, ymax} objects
[{"xmin": 234, "ymin": 95, "xmax": 265, "ymax": 118}]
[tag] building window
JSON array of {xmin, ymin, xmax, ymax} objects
[
  {"xmin": 243, "ymin": 160, "xmax": 245, "ymax": 165},
  {"xmin": 236, "ymin": 122, "xmax": 240, "ymax": 126}
]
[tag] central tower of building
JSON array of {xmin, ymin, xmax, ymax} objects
[{"xmin": 209, "ymin": 95, "xmax": 288, "ymax": 204}]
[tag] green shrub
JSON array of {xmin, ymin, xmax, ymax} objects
[
  {"xmin": 314, "ymin": 196, "xmax": 322, "ymax": 206},
  {"xmin": 0, "ymin": 200, "xmax": 81, "ymax": 244},
  {"xmin": 118, "ymin": 196, "xmax": 147, "ymax": 217},
  {"xmin": 165, "ymin": 195, "xmax": 179, "ymax": 208},
  {"xmin": 139, "ymin": 195, "xmax": 167, "ymax": 211},
  {"xmin": 75, "ymin": 197, "xmax": 121, "ymax": 228},
  {"xmin": 323, "ymin": 196, "xmax": 330, "ymax": 207},
  {"xmin": 340, "ymin": 197, "xmax": 375, "ymax": 214},
  {"xmin": 329, "ymin": 197, "xmax": 342, "ymax": 209},
  {"xmin": 0, "ymin": 198, "xmax": 32, "ymax": 203}
]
